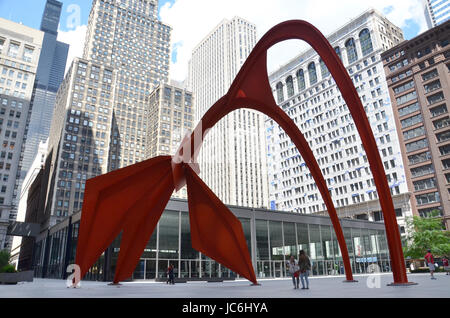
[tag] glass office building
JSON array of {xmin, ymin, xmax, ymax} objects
[{"xmin": 31, "ymin": 198, "xmax": 391, "ymax": 281}]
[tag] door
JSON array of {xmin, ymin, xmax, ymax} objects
[
  {"xmin": 133, "ymin": 259, "xmax": 145, "ymax": 279},
  {"xmin": 272, "ymin": 261, "xmax": 283, "ymax": 277}
]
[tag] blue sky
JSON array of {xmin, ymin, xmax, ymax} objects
[
  {"xmin": 0, "ymin": 0, "xmax": 421, "ymax": 38},
  {"xmin": 0, "ymin": 0, "xmax": 175, "ymax": 32},
  {"xmin": 0, "ymin": 0, "xmax": 427, "ymax": 81}
]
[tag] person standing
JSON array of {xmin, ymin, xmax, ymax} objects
[
  {"xmin": 442, "ymin": 256, "xmax": 449, "ymax": 275},
  {"xmin": 168, "ymin": 264, "xmax": 175, "ymax": 285},
  {"xmin": 424, "ymin": 250, "xmax": 437, "ymax": 280},
  {"xmin": 166, "ymin": 265, "xmax": 171, "ymax": 284},
  {"xmin": 298, "ymin": 250, "xmax": 311, "ymax": 290},
  {"xmin": 287, "ymin": 255, "xmax": 300, "ymax": 289}
]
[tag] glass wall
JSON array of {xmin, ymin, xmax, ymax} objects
[
  {"xmin": 255, "ymin": 220, "xmax": 270, "ymax": 278},
  {"xmin": 32, "ymin": 207, "xmax": 390, "ymax": 281}
]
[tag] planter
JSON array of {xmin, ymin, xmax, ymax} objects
[
  {"xmin": 0, "ymin": 270, "xmax": 34, "ymax": 284},
  {"xmin": 0, "ymin": 272, "xmax": 19, "ymax": 284}
]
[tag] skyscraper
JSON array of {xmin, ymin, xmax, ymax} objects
[
  {"xmin": 20, "ymin": 0, "xmax": 68, "ymax": 174},
  {"xmin": 18, "ymin": 0, "xmax": 68, "ymax": 219},
  {"xmin": 44, "ymin": 0, "xmax": 172, "ymax": 225},
  {"xmin": 146, "ymin": 80, "xmax": 194, "ymax": 198},
  {"xmin": 381, "ymin": 20, "xmax": 450, "ymax": 230},
  {"xmin": 188, "ymin": 17, "xmax": 269, "ymax": 209},
  {"xmin": 0, "ymin": 18, "xmax": 44, "ymax": 249},
  {"xmin": 423, "ymin": 0, "xmax": 450, "ymax": 29},
  {"xmin": 266, "ymin": 9, "xmax": 413, "ymax": 234},
  {"xmin": 82, "ymin": 0, "xmax": 171, "ymax": 172},
  {"xmin": 44, "ymin": 58, "xmax": 115, "ymax": 225}
]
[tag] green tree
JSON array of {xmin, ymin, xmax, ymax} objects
[
  {"xmin": 403, "ymin": 210, "xmax": 450, "ymax": 259},
  {"xmin": 0, "ymin": 250, "xmax": 10, "ymax": 269}
]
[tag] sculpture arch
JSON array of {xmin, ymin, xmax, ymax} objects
[{"xmin": 75, "ymin": 20, "xmax": 410, "ymax": 286}]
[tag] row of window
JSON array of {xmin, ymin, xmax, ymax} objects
[{"xmin": 274, "ymin": 28, "xmax": 374, "ymax": 103}]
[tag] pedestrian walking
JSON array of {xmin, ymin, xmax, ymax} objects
[
  {"xmin": 287, "ymin": 255, "xmax": 300, "ymax": 289},
  {"xmin": 168, "ymin": 264, "xmax": 175, "ymax": 285},
  {"xmin": 166, "ymin": 265, "xmax": 171, "ymax": 284},
  {"xmin": 442, "ymin": 256, "xmax": 449, "ymax": 275},
  {"xmin": 424, "ymin": 249, "xmax": 437, "ymax": 280},
  {"xmin": 298, "ymin": 250, "xmax": 311, "ymax": 290}
]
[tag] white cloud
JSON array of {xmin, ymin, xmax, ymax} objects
[
  {"xmin": 57, "ymin": 25, "xmax": 87, "ymax": 76},
  {"xmin": 160, "ymin": 0, "xmax": 427, "ymax": 82}
]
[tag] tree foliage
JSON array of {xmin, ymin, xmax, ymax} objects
[
  {"xmin": 0, "ymin": 250, "xmax": 10, "ymax": 269},
  {"xmin": 403, "ymin": 210, "xmax": 450, "ymax": 259}
]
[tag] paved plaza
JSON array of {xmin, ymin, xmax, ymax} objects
[{"xmin": 0, "ymin": 273, "xmax": 449, "ymax": 298}]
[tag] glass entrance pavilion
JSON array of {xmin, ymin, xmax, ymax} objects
[{"xmin": 31, "ymin": 198, "xmax": 392, "ymax": 281}]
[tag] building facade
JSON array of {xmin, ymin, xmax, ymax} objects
[
  {"xmin": 381, "ymin": 20, "xmax": 450, "ymax": 230},
  {"xmin": 266, "ymin": 9, "xmax": 413, "ymax": 234},
  {"xmin": 0, "ymin": 18, "xmax": 44, "ymax": 250},
  {"xmin": 146, "ymin": 81, "xmax": 194, "ymax": 198},
  {"xmin": 188, "ymin": 17, "xmax": 269, "ymax": 209},
  {"xmin": 44, "ymin": 58, "xmax": 116, "ymax": 226},
  {"xmin": 20, "ymin": 0, "xmax": 69, "ymax": 202},
  {"xmin": 10, "ymin": 139, "xmax": 48, "ymax": 267},
  {"xmin": 31, "ymin": 198, "xmax": 391, "ymax": 281},
  {"xmin": 423, "ymin": 0, "xmax": 450, "ymax": 29},
  {"xmin": 82, "ymin": 0, "xmax": 171, "ymax": 172},
  {"xmin": 43, "ymin": 0, "xmax": 172, "ymax": 225}
]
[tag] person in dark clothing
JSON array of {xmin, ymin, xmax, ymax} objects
[
  {"xmin": 298, "ymin": 250, "xmax": 311, "ymax": 289},
  {"xmin": 168, "ymin": 264, "xmax": 175, "ymax": 285}
]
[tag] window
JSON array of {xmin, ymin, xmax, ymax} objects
[
  {"xmin": 359, "ymin": 28, "xmax": 373, "ymax": 56},
  {"xmin": 411, "ymin": 164, "xmax": 434, "ymax": 177},
  {"xmin": 8, "ymin": 42, "xmax": 19, "ymax": 58},
  {"xmin": 424, "ymin": 80, "xmax": 441, "ymax": 93},
  {"xmin": 403, "ymin": 126, "xmax": 425, "ymax": 140},
  {"xmin": 334, "ymin": 47, "xmax": 342, "ymax": 61},
  {"xmin": 433, "ymin": 117, "xmax": 450, "ymax": 130},
  {"xmin": 422, "ymin": 69, "xmax": 438, "ymax": 81},
  {"xmin": 319, "ymin": 59, "xmax": 329, "ymax": 78},
  {"xmin": 444, "ymin": 158, "xmax": 450, "ymax": 170},
  {"xmin": 436, "ymin": 130, "xmax": 450, "ymax": 143},
  {"xmin": 396, "ymin": 91, "xmax": 417, "ymax": 105},
  {"xmin": 308, "ymin": 62, "xmax": 317, "ymax": 85},
  {"xmin": 408, "ymin": 151, "xmax": 431, "ymax": 165},
  {"xmin": 416, "ymin": 192, "xmax": 440, "ymax": 205},
  {"xmin": 296, "ymin": 69, "xmax": 305, "ymax": 91},
  {"xmin": 427, "ymin": 92, "xmax": 444, "ymax": 105},
  {"xmin": 430, "ymin": 104, "xmax": 448, "ymax": 117},
  {"xmin": 286, "ymin": 76, "xmax": 294, "ymax": 98},
  {"xmin": 276, "ymin": 82, "xmax": 284, "ymax": 103},
  {"xmin": 23, "ymin": 47, "xmax": 34, "ymax": 62},
  {"xmin": 400, "ymin": 113, "xmax": 422, "ymax": 129},
  {"xmin": 405, "ymin": 138, "xmax": 428, "ymax": 152},
  {"xmin": 393, "ymin": 80, "xmax": 414, "ymax": 95},
  {"xmin": 439, "ymin": 144, "xmax": 450, "ymax": 156},
  {"xmin": 398, "ymin": 102, "xmax": 420, "ymax": 117},
  {"xmin": 413, "ymin": 177, "xmax": 436, "ymax": 191},
  {"xmin": 345, "ymin": 38, "xmax": 358, "ymax": 64}
]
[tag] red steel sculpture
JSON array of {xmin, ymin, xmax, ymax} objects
[{"xmin": 74, "ymin": 20, "xmax": 412, "ymax": 286}]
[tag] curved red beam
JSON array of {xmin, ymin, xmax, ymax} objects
[{"xmin": 175, "ymin": 20, "xmax": 408, "ymax": 284}]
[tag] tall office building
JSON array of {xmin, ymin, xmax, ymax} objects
[
  {"xmin": 44, "ymin": 58, "xmax": 115, "ymax": 225},
  {"xmin": 381, "ymin": 20, "xmax": 450, "ymax": 230},
  {"xmin": 20, "ymin": 0, "xmax": 68, "ymax": 200},
  {"xmin": 188, "ymin": 17, "xmax": 269, "ymax": 209},
  {"xmin": 0, "ymin": 18, "xmax": 44, "ymax": 249},
  {"xmin": 82, "ymin": 0, "xmax": 171, "ymax": 171},
  {"xmin": 44, "ymin": 0, "xmax": 172, "ymax": 225},
  {"xmin": 266, "ymin": 9, "xmax": 413, "ymax": 234},
  {"xmin": 423, "ymin": 0, "xmax": 450, "ymax": 29},
  {"xmin": 146, "ymin": 80, "xmax": 194, "ymax": 198}
]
